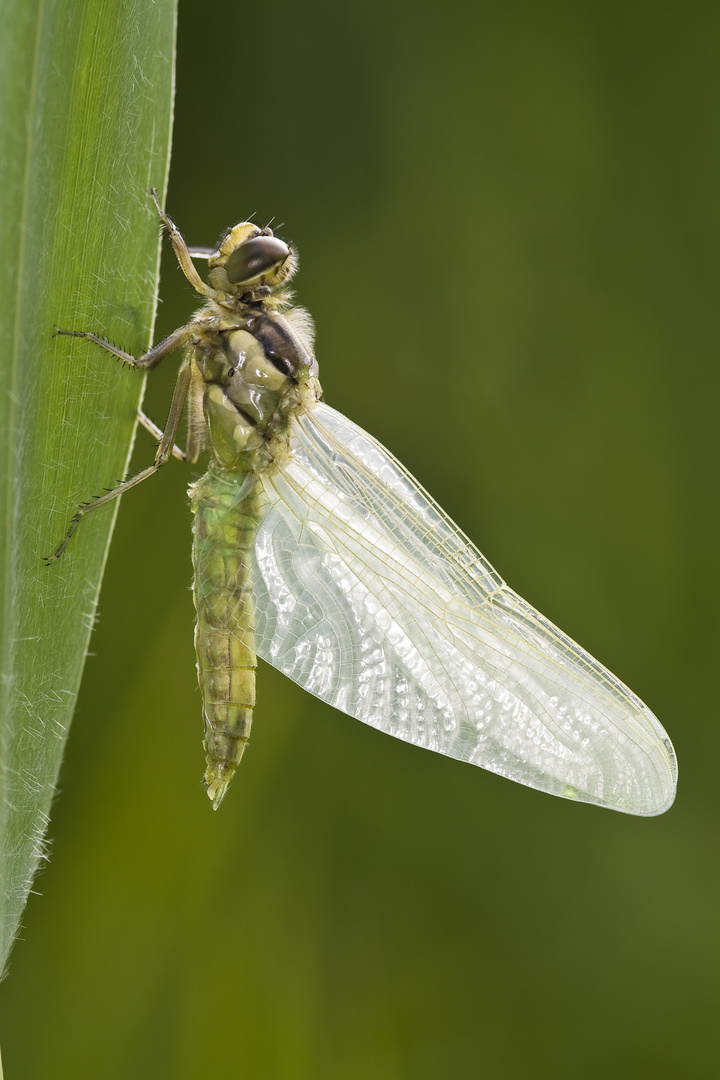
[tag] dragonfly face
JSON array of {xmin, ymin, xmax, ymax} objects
[
  {"xmin": 207, "ymin": 224, "xmax": 296, "ymax": 293},
  {"xmin": 50, "ymin": 193, "xmax": 678, "ymax": 815}
]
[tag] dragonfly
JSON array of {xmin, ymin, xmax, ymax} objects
[{"xmin": 50, "ymin": 193, "xmax": 678, "ymax": 814}]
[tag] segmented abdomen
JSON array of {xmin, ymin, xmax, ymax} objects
[{"xmin": 190, "ymin": 468, "xmax": 261, "ymax": 808}]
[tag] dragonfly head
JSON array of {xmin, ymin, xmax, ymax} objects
[{"xmin": 207, "ymin": 223, "xmax": 297, "ymax": 295}]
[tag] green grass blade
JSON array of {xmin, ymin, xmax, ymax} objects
[{"xmin": 0, "ymin": 0, "xmax": 177, "ymax": 970}]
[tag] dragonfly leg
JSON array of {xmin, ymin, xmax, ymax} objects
[
  {"xmin": 137, "ymin": 409, "xmax": 187, "ymax": 461},
  {"xmin": 150, "ymin": 189, "xmax": 221, "ymax": 300},
  {"xmin": 55, "ymin": 322, "xmax": 196, "ymax": 371},
  {"xmin": 46, "ymin": 360, "xmax": 192, "ymax": 562}
]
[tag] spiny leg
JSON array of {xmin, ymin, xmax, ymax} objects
[
  {"xmin": 46, "ymin": 359, "xmax": 193, "ymax": 563},
  {"xmin": 150, "ymin": 188, "xmax": 221, "ymax": 300},
  {"xmin": 55, "ymin": 323, "xmax": 196, "ymax": 371},
  {"xmin": 137, "ymin": 409, "xmax": 187, "ymax": 461}
]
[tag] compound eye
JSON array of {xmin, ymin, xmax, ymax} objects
[{"xmin": 225, "ymin": 235, "xmax": 290, "ymax": 285}]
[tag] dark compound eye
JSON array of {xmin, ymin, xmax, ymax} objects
[{"xmin": 225, "ymin": 235, "xmax": 290, "ymax": 285}]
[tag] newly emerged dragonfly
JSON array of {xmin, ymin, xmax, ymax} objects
[{"xmin": 50, "ymin": 194, "xmax": 677, "ymax": 814}]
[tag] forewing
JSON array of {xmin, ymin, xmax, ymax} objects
[{"xmin": 252, "ymin": 402, "xmax": 677, "ymax": 815}]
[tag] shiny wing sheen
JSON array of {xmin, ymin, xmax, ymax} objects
[{"xmin": 252, "ymin": 402, "xmax": 677, "ymax": 815}]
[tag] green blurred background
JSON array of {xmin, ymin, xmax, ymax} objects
[{"xmin": 2, "ymin": 1, "xmax": 719, "ymax": 1076}]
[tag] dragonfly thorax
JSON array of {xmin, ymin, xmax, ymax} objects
[{"xmin": 197, "ymin": 309, "xmax": 316, "ymax": 473}]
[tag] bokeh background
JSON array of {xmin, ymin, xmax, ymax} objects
[{"xmin": 2, "ymin": 1, "xmax": 719, "ymax": 1076}]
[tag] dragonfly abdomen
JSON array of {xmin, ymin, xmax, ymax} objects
[{"xmin": 190, "ymin": 469, "xmax": 262, "ymax": 808}]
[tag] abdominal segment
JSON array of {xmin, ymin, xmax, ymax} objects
[{"xmin": 190, "ymin": 469, "xmax": 262, "ymax": 808}]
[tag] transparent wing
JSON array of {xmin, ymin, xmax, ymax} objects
[{"xmin": 252, "ymin": 402, "xmax": 677, "ymax": 815}]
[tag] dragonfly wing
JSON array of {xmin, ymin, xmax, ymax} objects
[{"xmin": 252, "ymin": 402, "xmax": 677, "ymax": 815}]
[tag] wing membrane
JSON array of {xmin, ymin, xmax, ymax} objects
[{"xmin": 252, "ymin": 402, "xmax": 677, "ymax": 815}]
